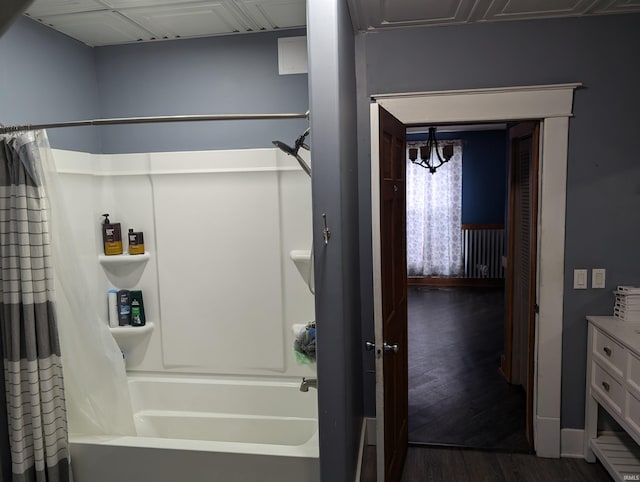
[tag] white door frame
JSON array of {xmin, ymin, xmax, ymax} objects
[{"xmin": 370, "ymin": 84, "xmax": 580, "ymax": 471}]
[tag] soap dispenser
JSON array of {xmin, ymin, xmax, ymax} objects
[{"xmin": 101, "ymin": 213, "xmax": 123, "ymax": 256}]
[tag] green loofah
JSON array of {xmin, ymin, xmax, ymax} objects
[{"xmin": 294, "ymin": 350, "xmax": 313, "ymax": 365}]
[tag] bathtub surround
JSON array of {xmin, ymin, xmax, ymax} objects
[
  {"xmin": 49, "ymin": 145, "xmax": 317, "ymax": 480},
  {"xmin": 0, "ymin": 131, "xmax": 70, "ymax": 481},
  {"xmin": 52, "ymin": 147, "xmax": 314, "ymax": 377}
]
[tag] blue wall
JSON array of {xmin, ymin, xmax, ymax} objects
[
  {"xmin": 0, "ymin": 17, "xmax": 101, "ymax": 152},
  {"xmin": 94, "ymin": 30, "xmax": 309, "ymax": 153},
  {"xmin": 356, "ymin": 13, "xmax": 640, "ymax": 428},
  {"xmin": 1, "ymin": 18, "xmax": 308, "ymax": 154},
  {"xmin": 308, "ymin": 0, "xmax": 362, "ymax": 481},
  {"xmin": 407, "ymin": 130, "xmax": 507, "ymax": 225}
]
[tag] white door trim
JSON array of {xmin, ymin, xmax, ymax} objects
[
  {"xmin": 370, "ymin": 84, "xmax": 579, "ymax": 467},
  {"xmin": 370, "ymin": 105, "xmax": 385, "ymax": 479}
]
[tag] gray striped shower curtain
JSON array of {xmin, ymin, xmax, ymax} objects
[{"xmin": 0, "ymin": 134, "xmax": 70, "ymax": 482}]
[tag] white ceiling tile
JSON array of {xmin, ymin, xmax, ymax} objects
[
  {"xmin": 237, "ymin": 0, "xmax": 306, "ymax": 29},
  {"xmin": 26, "ymin": 0, "xmax": 107, "ymax": 18},
  {"xmin": 382, "ymin": 0, "xmax": 461, "ymax": 23},
  {"xmin": 593, "ymin": 0, "xmax": 640, "ymax": 13},
  {"xmin": 25, "ymin": 0, "xmax": 640, "ymax": 45},
  {"xmin": 349, "ymin": 0, "xmax": 479, "ymax": 29},
  {"xmin": 122, "ymin": 2, "xmax": 247, "ymax": 37},
  {"xmin": 37, "ymin": 10, "xmax": 154, "ymax": 46},
  {"xmin": 484, "ymin": 0, "xmax": 598, "ymax": 19},
  {"xmin": 101, "ymin": 0, "xmax": 209, "ymax": 8}
]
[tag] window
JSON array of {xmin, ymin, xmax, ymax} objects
[{"xmin": 406, "ymin": 139, "xmax": 463, "ymax": 277}]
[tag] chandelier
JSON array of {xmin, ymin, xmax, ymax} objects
[{"xmin": 408, "ymin": 127, "xmax": 454, "ymax": 174}]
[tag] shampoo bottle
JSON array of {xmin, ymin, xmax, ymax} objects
[
  {"xmin": 128, "ymin": 229, "xmax": 145, "ymax": 255},
  {"xmin": 117, "ymin": 289, "xmax": 131, "ymax": 326},
  {"xmin": 102, "ymin": 214, "xmax": 123, "ymax": 256},
  {"xmin": 107, "ymin": 289, "xmax": 118, "ymax": 328},
  {"xmin": 130, "ymin": 290, "xmax": 146, "ymax": 327}
]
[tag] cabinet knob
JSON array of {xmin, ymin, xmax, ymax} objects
[
  {"xmin": 602, "ymin": 381, "xmax": 610, "ymax": 392},
  {"xmin": 603, "ymin": 347, "xmax": 612, "ymax": 357}
]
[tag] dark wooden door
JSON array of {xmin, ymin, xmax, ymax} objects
[
  {"xmin": 504, "ymin": 122, "xmax": 540, "ymax": 448},
  {"xmin": 378, "ymin": 106, "xmax": 408, "ymax": 482}
]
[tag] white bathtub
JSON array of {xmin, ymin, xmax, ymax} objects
[{"xmin": 69, "ymin": 376, "xmax": 319, "ymax": 482}]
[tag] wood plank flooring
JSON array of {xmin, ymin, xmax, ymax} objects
[
  {"xmin": 359, "ymin": 286, "xmax": 612, "ymax": 480},
  {"xmin": 361, "ymin": 446, "xmax": 612, "ymax": 482},
  {"xmin": 401, "ymin": 446, "xmax": 612, "ymax": 481},
  {"xmin": 408, "ymin": 286, "xmax": 528, "ymax": 451}
]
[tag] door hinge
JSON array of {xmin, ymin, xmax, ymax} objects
[{"xmin": 534, "ymin": 304, "xmax": 540, "ymax": 314}]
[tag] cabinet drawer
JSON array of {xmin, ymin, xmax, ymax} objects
[
  {"xmin": 628, "ymin": 352, "xmax": 640, "ymax": 394},
  {"xmin": 593, "ymin": 362, "xmax": 624, "ymax": 414},
  {"xmin": 594, "ymin": 329, "xmax": 625, "ymax": 378},
  {"xmin": 625, "ymin": 391, "xmax": 640, "ymax": 436}
]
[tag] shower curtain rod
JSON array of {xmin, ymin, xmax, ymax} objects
[{"xmin": 0, "ymin": 111, "xmax": 310, "ymax": 134}]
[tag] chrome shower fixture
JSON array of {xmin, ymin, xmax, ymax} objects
[{"xmin": 272, "ymin": 128, "xmax": 312, "ymax": 177}]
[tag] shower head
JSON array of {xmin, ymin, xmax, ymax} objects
[
  {"xmin": 272, "ymin": 140, "xmax": 297, "ymax": 157},
  {"xmin": 272, "ymin": 138, "xmax": 312, "ymax": 178}
]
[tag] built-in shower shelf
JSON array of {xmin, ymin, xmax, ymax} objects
[
  {"xmin": 99, "ymin": 251, "xmax": 151, "ymax": 267},
  {"xmin": 99, "ymin": 252, "xmax": 151, "ymax": 287},
  {"xmin": 110, "ymin": 322, "xmax": 154, "ymax": 341},
  {"xmin": 290, "ymin": 250, "xmax": 312, "ymax": 281}
]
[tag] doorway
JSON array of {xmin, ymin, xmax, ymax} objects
[
  {"xmin": 405, "ymin": 124, "xmax": 531, "ymax": 451},
  {"xmin": 371, "ymin": 84, "xmax": 578, "ymax": 482},
  {"xmin": 404, "ymin": 123, "xmax": 538, "ymax": 452}
]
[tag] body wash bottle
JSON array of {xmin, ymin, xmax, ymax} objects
[
  {"xmin": 128, "ymin": 229, "xmax": 145, "ymax": 255},
  {"xmin": 102, "ymin": 214, "xmax": 123, "ymax": 256},
  {"xmin": 130, "ymin": 290, "xmax": 146, "ymax": 327},
  {"xmin": 117, "ymin": 289, "xmax": 131, "ymax": 326}
]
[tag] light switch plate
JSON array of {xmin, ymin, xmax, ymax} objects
[
  {"xmin": 592, "ymin": 268, "xmax": 606, "ymax": 289},
  {"xmin": 574, "ymin": 269, "xmax": 588, "ymax": 289}
]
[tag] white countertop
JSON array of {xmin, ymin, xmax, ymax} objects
[{"xmin": 587, "ymin": 316, "xmax": 640, "ymax": 355}]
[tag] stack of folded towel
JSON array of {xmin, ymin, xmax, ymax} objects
[{"xmin": 614, "ymin": 286, "xmax": 640, "ymax": 322}]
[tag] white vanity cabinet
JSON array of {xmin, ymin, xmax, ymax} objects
[{"xmin": 584, "ymin": 316, "xmax": 640, "ymax": 481}]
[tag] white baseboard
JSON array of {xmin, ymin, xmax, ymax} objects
[
  {"xmin": 535, "ymin": 416, "xmax": 561, "ymax": 458},
  {"xmin": 366, "ymin": 414, "xmax": 577, "ymax": 460},
  {"xmin": 366, "ymin": 417, "xmax": 376, "ymax": 446},
  {"xmin": 355, "ymin": 418, "xmax": 366, "ymax": 482},
  {"xmin": 561, "ymin": 429, "xmax": 585, "ymax": 458}
]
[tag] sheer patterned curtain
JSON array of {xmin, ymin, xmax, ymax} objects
[{"xmin": 406, "ymin": 140, "xmax": 463, "ymax": 277}]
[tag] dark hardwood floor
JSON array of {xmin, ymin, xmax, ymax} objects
[
  {"xmin": 408, "ymin": 286, "xmax": 528, "ymax": 451},
  {"xmin": 361, "ymin": 446, "xmax": 612, "ymax": 482},
  {"xmin": 401, "ymin": 446, "xmax": 612, "ymax": 481}
]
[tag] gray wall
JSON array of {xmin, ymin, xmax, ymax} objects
[
  {"xmin": 1, "ymin": 19, "xmax": 308, "ymax": 154},
  {"xmin": 308, "ymin": 1, "xmax": 362, "ymax": 481},
  {"xmin": 94, "ymin": 30, "xmax": 309, "ymax": 153},
  {"xmin": 0, "ymin": 17, "xmax": 101, "ymax": 152},
  {"xmin": 356, "ymin": 14, "xmax": 640, "ymax": 428}
]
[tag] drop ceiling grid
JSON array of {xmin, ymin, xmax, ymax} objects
[
  {"xmin": 25, "ymin": 0, "xmax": 307, "ymax": 46},
  {"xmin": 24, "ymin": 0, "xmax": 640, "ymax": 45},
  {"xmin": 349, "ymin": 0, "xmax": 640, "ymax": 31}
]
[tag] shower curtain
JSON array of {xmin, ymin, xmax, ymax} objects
[
  {"xmin": 0, "ymin": 130, "xmax": 135, "ymax": 481},
  {"xmin": 0, "ymin": 133, "xmax": 69, "ymax": 481}
]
